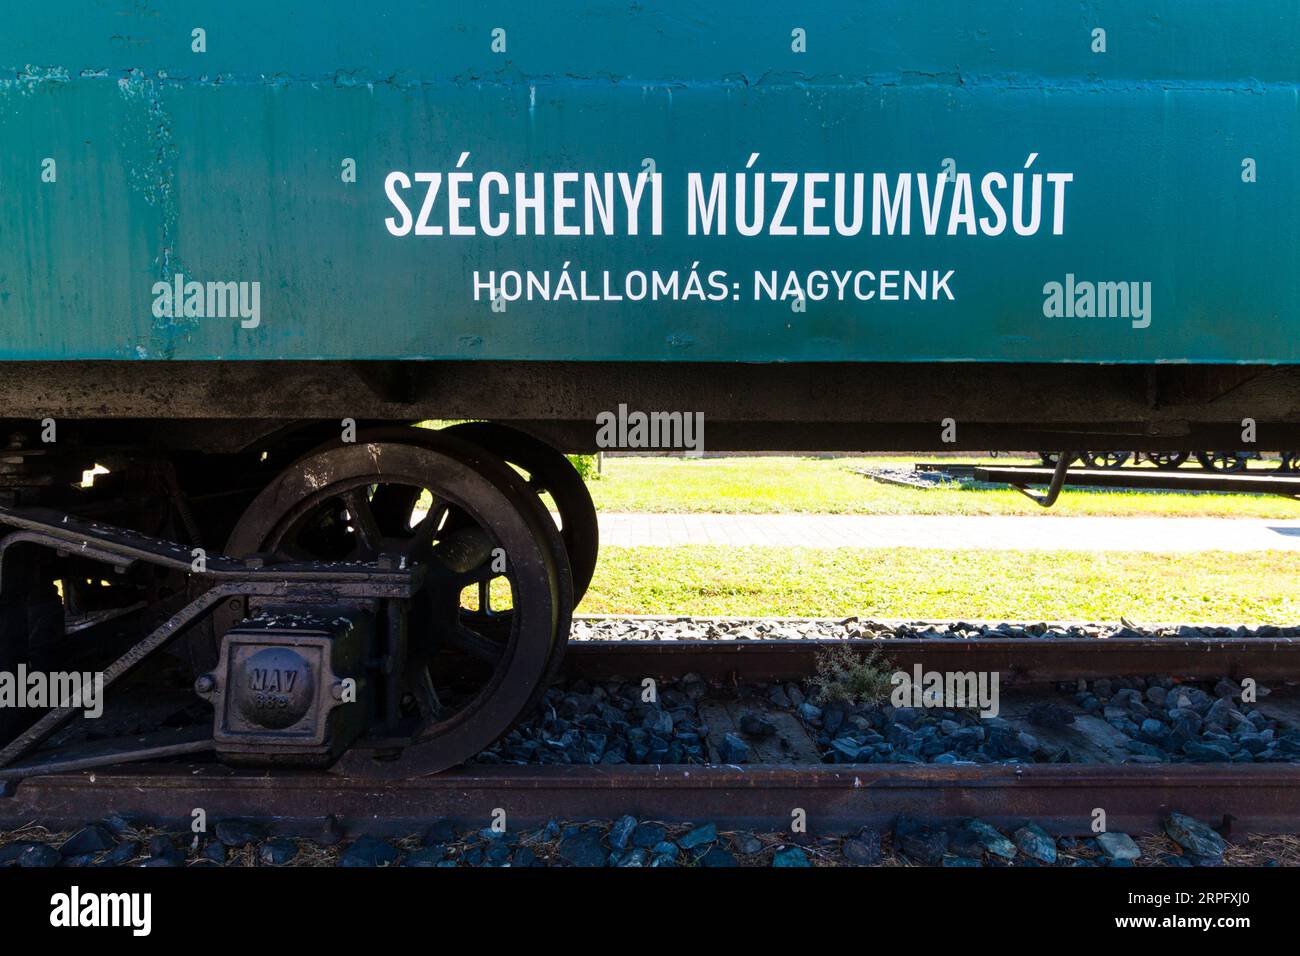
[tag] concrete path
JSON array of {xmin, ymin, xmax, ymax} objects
[{"xmin": 596, "ymin": 513, "xmax": 1300, "ymax": 552}]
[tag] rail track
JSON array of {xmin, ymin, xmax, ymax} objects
[
  {"xmin": 5, "ymin": 623, "xmax": 1300, "ymax": 843},
  {"xmin": 8, "ymin": 763, "xmax": 1300, "ymax": 839},
  {"xmin": 560, "ymin": 635, "xmax": 1300, "ymax": 682}
]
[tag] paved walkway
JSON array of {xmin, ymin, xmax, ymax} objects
[{"xmin": 597, "ymin": 513, "xmax": 1300, "ymax": 552}]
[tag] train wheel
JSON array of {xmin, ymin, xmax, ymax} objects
[
  {"xmin": 442, "ymin": 421, "xmax": 599, "ymax": 604},
  {"xmin": 1081, "ymin": 451, "xmax": 1131, "ymax": 469},
  {"xmin": 1038, "ymin": 452, "xmax": 1076, "ymax": 467},
  {"xmin": 290, "ymin": 425, "xmax": 578, "ymax": 690},
  {"xmin": 1143, "ymin": 451, "xmax": 1189, "ymax": 470},
  {"xmin": 223, "ymin": 440, "xmax": 570, "ymax": 776},
  {"xmin": 1195, "ymin": 451, "xmax": 1248, "ymax": 472}
]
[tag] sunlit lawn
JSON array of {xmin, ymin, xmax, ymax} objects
[{"xmin": 580, "ymin": 546, "xmax": 1300, "ymax": 624}]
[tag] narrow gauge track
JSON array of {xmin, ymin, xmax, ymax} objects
[
  {"xmin": 561, "ymin": 637, "xmax": 1300, "ymax": 682},
  {"xmin": 5, "ymin": 633, "xmax": 1300, "ymax": 835},
  {"xmin": 9, "ymin": 764, "xmax": 1300, "ymax": 837}
]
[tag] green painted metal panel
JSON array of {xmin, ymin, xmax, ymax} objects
[{"xmin": 0, "ymin": 2, "xmax": 1296, "ymax": 361}]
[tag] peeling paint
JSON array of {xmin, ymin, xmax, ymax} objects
[{"xmin": 117, "ymin": 69, "xmax": 189, "ymax": 353}]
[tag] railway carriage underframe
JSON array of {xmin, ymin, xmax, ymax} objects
[{"xmin": 0, "ymin": 358, "xmax": 1298, "ymax": 777}]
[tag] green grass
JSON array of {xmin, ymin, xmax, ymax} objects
[
  {"xmin": 584, "ymin": 456, "xmax": 1300, "ymax": 518},
  {"xmin": 580, "ymin": 546, "xmax": 1300, "ymax": 623}
]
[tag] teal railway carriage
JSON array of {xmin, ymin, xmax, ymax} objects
[{"xmin": 0, "ymin": 2, "xmax": 1296, "ymax": 776}]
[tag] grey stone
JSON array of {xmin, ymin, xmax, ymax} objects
[
  {"xmin": 1012, "ymin": 823, "xmax": 1057, "ymax": 864},
  {"xmin": 99, "ymin": 841, "xmax": 142, "ymax": 867},
  {"xmin": 767, "ymin": 686, "xmax": 792, "ymax": 708},
  {"xmin": 822, "ymin": 709, "xmax": 845, "ymax": 735},
  {"xmin": 678, "ymin": 822, "xmax": 717, "ymax": 850},
  {"xmin": 60, "ymin": 824, "xmax": 116, "ymax": 857},
  {"xmin": 965, "ymin": 819, "xmax": 1017, "ymax": 860},
  {"xmin": 1164, "ymin": 813, "xmax": 1226, "ymax": 861},
  {"xmin": 652, "ymin": 841, "xmax": 679, "ymax": 861},
  {"xmin": 558, "ymin": 829, "xmax": 607, "ymax": 867},
  {"xmin": 102, "ymin": 813, "xmax": 137, "ymax": 837},
  {"xmin": 772, "ymin": 846, "xmax": 811, "ymax": 867},
  {"xmin": 719, "ymin": 733, "xmax": 751, "ymax": 763},
  {"xmin": 842, "ymin": 831, "xmax": 882, "ymax": 866},
  {"xmin": 616, "ymin": 848, "xmax": 648, "ymax": 867},
  {"xmin": 258, "ymin": 839, "xmax": 298, "ymax": 866},
  {"xmin": 698, "ymin": 846, "xmax": 737, "ymax": 867},
  {"xmin": 1139, "ymin": 718, "xmax": 1168, "ymax": 739},
  {"xmin": 894, "ymin": 818, "xmax": 948, "ymax": 866},
  {"xmin": 829, "ymin": 737, "xmax": 861, "ymax": 762},
  {"xmin": 147, "ymin": 835, "xmax": 185, "ymax": 866},
  {"xmin": 1096, "ymin": 832, "xmax": 1141, "ymax": 861},
  {"xmin": 609, "ymin": 814, "xmax": 637, "ymax": 850},
  {"xmin": 739, "ymin": 713, "xmax": 777, "ymax": 737},
  {"xmin": 1183, "ymin": 741, "xmax": 1232, "ymax": 761},
  {"xmin": 631, "ymin": 822, "xmax": 667, "ymax": 848}
]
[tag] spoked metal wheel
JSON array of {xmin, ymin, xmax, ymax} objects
[
  {"xmin": 1195, "ymin": 451, "xmax": 1249, "ymax": 472},
  {"xmin": 1080, "ymin": 451, "xmax": 1131, "ymax": 469},
  {"xmin": 1143, "ymin": 451, "xmax": 1189, "ymax": 470},
  {"xmin": 297, "ymin": 425, "xmax": 578, "ymax": 688},
  {"xmin": 442, "ymin": 421, "xmax": 599, "ymax": 604},
  {"xmin": 1038, "ymin": 452, "xmax": 1075, "ymax": 468},
  {"xmin": 222, "ymin": 439, "xmax": 572, "ymax": 776}
]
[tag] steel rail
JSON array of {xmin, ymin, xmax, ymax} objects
[
  {"xmin": 561, "ymin": 637, "xmax": 1300, "ymax": 682},
  {"xmin": 3, "ymin": 634, "xmax": 1297, "ymax": 832},
  {"xmin": 5, "ymin": 762, "xmax": 1300, "ymax": 835}
]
